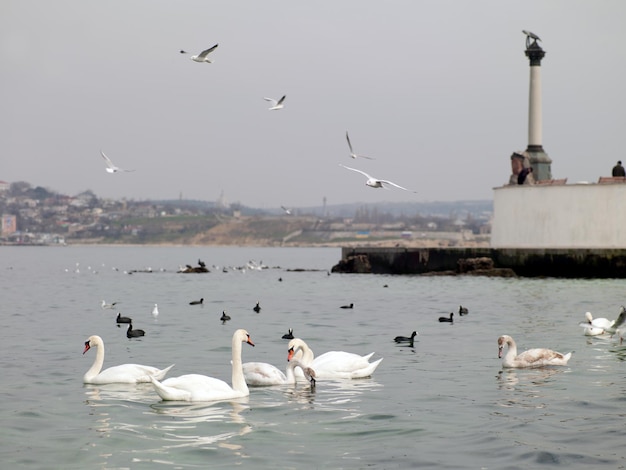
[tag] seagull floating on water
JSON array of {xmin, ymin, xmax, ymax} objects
[
  {"xmin": 264, "ymin": 95, "xmax": 286, "ymax": 110},
  {"xmin": 189, "ymin": 44, "xmax": 219, "ymax": 63},
  {"xmin": 346, "ymin": 131, "xmax": 374, "ymax": 160},
  {"xmin": 101, "ymin": 151, "xmax": 134, "ymax": 173},
  {"xmin": 339, "ymin": 164, "xmax": 417, "ymax": 192},
  {"xmin": 101, "ymin": 300, "xmax": 118, "ymax": 309},
  {"xmin": 152, "ymin": 303, "xmax": 159, "ymax": 317}
]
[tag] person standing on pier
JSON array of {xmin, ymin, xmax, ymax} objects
[{"xmin": 612, "ymin": 160, "xmax": 625, "ymax": 177}]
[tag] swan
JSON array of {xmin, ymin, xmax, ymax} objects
[
  {"xmin": 150, "ymin": 329, "xmax": 255, "ymax": 402},
  {"xmin": 439, "ymin": 313, "xmax": 453, "ymax": 323},
  {"xmin": 497, "ymin": 335, "xmax": 572, "ymax": 368},
  {"xmin": 579, "ymin": 311, "xmax": 609, "ymax": 336},
  {"xmin": 287, "ymin": 338, "xmax": 382, "ymax": 379},
  {"xmin": 83, "ymin": 335, "xmax": 174, "ymax": 384},
  {"xmin": 579, "ymin": 306, "xmax": 626, "ymax": 338},
  {"xmin": 394, "ymin": 331, "xmax": 418, "ymax": 343},
  {"xmin": 243, "ymin": 358, "xmax": 316, "ymax": 386}
]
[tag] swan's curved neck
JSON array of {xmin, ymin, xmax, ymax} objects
[
  {"xmin": 84, "ymin": 339, "xmax": 104, "ymax": 380},
  {"xmin": 295, "ymin": 341, "xmax": 315, "ymax": 365},
  {"xmin": 505, "ymin": 338, "xmax": 518, "ymax": 360},
  {"xmin": 230, "ymin": 335, "xmax": 248, "ymax": 394},
  {"xmin": 285, "ymin": 360, "xmax": 300, "ymax": 384}
]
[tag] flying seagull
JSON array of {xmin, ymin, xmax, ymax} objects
[
  {"xmin": 339, "ymin": 164, "xmax": 417, "ymax": 192},
  {"xmin": 281, "ymin": 205, "xmax": 292, "ymax": 215},
  {"xmin": 522, "ymin": 30, "xmax": 541, "ymax": 47},
  {"xmin": 346, "ymin": 131, "xmax": 374, "ymax": 160},
  {"xmin": 264, "ymin": 95, "xmax": 286, "ymax": 110},
  {"xmin": 101, "ymin": 151, "xmax": 134, "ymax": 173},
  {"xmin": 190, "ymin": 44, "xmax": 219, "ymax": 63}
]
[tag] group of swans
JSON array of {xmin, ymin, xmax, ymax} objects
[
  {"xmin": 84, "ymin": 329, "xmax": 383, "ymax": 402},
  {"xmin": 497, "ymin": 335, "xmax": 572, "ymax": 368},
  {"xmin": 579, "ymin": 306, "xmax": 626, "ymax": 340}
]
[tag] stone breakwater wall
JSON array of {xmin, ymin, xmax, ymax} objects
[{"xmin": 332, "ymin": 247, "xmax": 626, "ymax": 278}]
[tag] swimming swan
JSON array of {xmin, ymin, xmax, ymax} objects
[
  {"xmin": 83, "ymin": 335, "xmax": 174, "ymax": 384},
  {"xmin": 579, "ymin": 306, "xmax": 626, "ymax": 338},
  {"xmin": 287, "ymin": 338, "xmax": 382, "ymax": 379},
  {"xmin": 150, "ymin": 329, "xmax": 254, "ymax": 401},
  {"xmin": 243, "ymin": 358, "xmax": 316, "ymax": 386},
  {"xmin": 579, "ymin": 311, "xmax": 609, "ymax": 336},
  {"xmin": 497, "ymin": 335, "xmax": 572, "ymax": 368}
]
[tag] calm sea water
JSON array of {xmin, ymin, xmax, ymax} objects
[{"xmin": 1, "ymin": 245, "xmax": 625, "ymax": 469}]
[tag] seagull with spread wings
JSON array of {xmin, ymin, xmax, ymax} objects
[
  {"xmin": 264, "ymin": 95, "xmax": 286, "ymax": 110},
  {"xmin": 339, "ymin": 164, "xmax": 416, "ymax": 193},
  {"xmin": 100, "ymin": 151, "xmax": 134, "ymax": 173},
  {"xmin": 346, "ymin": 131, "xmax": 374, "ymax": 160},
  {"xmin": 189, "ymin": 44, "xmax": 219, "ymax": 63}
]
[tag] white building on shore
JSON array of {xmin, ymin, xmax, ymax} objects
[{"xmin": 491, "ymin": 32, "xmax": 626, "ymax": 249}]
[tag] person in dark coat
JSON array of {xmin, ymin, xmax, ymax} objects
[
  {"xmin": 612, "ymin": 161, "xmax": 625, "ymax": 177},
  {"xmin": 518, "ymin": 167, "xmax": 533, "ymax": 184}
]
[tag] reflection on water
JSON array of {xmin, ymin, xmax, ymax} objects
[
  {"xmin": 84, "ymin": 383, "xmax": 158, "ymax": 404},
  {"xmin": 494, "ymin": 368, "xmax": 565, "ymax": 410},
  {"xmin": 150, "ymin": 400, "xmax": 252, "ymax": 452}
]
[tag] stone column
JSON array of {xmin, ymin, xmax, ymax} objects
[{"xmin": 524, "ymin": 37, "xmax": 552, "ymax": 181}]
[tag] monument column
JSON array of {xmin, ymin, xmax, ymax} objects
[{"xmin": 524, "ymin": 31, "xmax": 552, "ymax": 181}]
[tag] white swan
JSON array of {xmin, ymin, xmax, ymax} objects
[
  {"xmin": 287, "ymin": 338, "xmax": 382, "ymax": 379},
  {"xmin": 497, "ymin": 335, "xmax": 572, "ymax": 368},
  {"xmin": 243, "ymin": 359, "xmax": 316, "ymax": 386},
  {"xmin": 150, "ymin": 329, "xmax": 254, "ymax": 402},
  {"xmin": 578, "ymin": 306, "xmax": 626, "ymax": 338},
  {"xmin": 83, "ymin": 335, "xmax": 174, "ymax": 384},
  {"xmin": 579, "ymin": 311, "xmax": 610, "ymax": 336}
]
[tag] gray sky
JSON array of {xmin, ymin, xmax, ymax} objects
[{"xmin": 2, "ymin": 1, "xmax": 625, "ymax": 209}]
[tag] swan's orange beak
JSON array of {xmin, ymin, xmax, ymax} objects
[
  {"xmin": 246, "ymin": 335, "xmax": 255, "ymax": 347},
  {"xmin": 287, "ymin": 347, "xmax": 295, "ymax": 362},
  {"xmin": 83, "ymin": 341, "xmax": 91, "ymax": 355}
]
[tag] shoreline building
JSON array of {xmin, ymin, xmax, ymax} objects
[{"xmin": 491, "ymin": 32, "xmax": 626, "ymax": 249}]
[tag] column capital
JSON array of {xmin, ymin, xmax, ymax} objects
[{"xmin": 525, "ymin": 42, "xmax": 546, "ymax": 66}]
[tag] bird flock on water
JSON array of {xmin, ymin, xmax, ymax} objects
[{"xmin": 84, "ymin": 252, "xmax": 626, "ymax": 405}]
